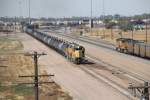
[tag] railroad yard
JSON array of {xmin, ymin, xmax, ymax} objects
[
  {"xmin": 41, "ymin": 27, "xmax": 150, "ymax": 82},
  {"xmin": 16, "ymin": 25, "xmax": 150, "ymax": 100},
  {"xmin": 1, "ymin": 0, "xmax": 150, "ymax": 100},
  {"xmin": 0, "ymin": 23, "xmax": 150, "ymax": 100},
  {"xmin": 15, "ymin": 30, "xmax": 131, "ymax": 100}
]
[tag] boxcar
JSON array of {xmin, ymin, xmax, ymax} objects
[
  {"xmin": 139, "ymin": 43, "xmax": 146, "ymax": 57},
  {"xmin": 146, "ymin": 44, "xmax": 150, "ymax": 58},
  {"xmin": 134, "ymin": 43, "xmax": 140, "ymax": 56},
  {"xmin": 116, "ymin": 38, "xmax": 149, "ymax": 60},
  {"xmin": 25, "ymin": 26, "xmax": 85, "ymax": 64}
]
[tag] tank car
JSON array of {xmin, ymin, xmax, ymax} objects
[{"xmin": 25, "ymin": 26, "xmax": 85, "ymax": 64}]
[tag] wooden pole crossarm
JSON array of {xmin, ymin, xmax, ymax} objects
[
  {"xmin": 0, "ymin": 66, "xmax": 8, "ymax": 68},
  {"xmin": 19, "ymin": 74, "xmax": 54, "ymax": 78},
  {"xmin": 18, "ymin": 81, "xmax": 54, "ymax": 85},
  {"xmin": 24, "ymin": 52, "xmax": 47, "ymax": 57},
  {"xmin": 129, "ymin": 86, "xmax": 150, "ymax": 89},
  {"xmin": 0, "ymin": 59, "xmax": 8, "ymax": 61}
]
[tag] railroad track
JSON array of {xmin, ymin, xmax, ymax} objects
[
  {"xmin": 41, "ymin": 29, "xmax": 115, "ymax": 51},
  {"xmin": 41, "ymin": 29, "xmax": 150, "ymax": 81},
  {"xmin": 77, "ymin": 55, "xmax": 145, "ymax": 100},
  {"xmin": 38, "ymin": 29, "xmax": 148, "ymax": 99},
  {"xmin": 41, "ymin": 29, "xmax": 150, "ymax": 82},
  {"xmin": 77, "ymin": 64, "xmax": 135, "ymax": 100},
  {"xmin": 86, "ymin": 54, "xmax": 148, "ymax": 82}
]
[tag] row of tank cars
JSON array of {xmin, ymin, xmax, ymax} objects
[
  {"xmin": 116, "ymin": 38, "xmax": 150, "ymax": 59},
  {"xmin": 25, "ymin": 25, "xmax": 85, "ymax": 64}
]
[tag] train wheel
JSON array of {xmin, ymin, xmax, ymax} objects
[
  {"xmin": 75, "ymin": 58, "xmax": 80, "ymax": 64},
  {"xmin": 67, "ymin": 55, "xmax": 71, "ymax": 61},
  {"xmin": 67, "ymin": 55, "xmax": 69, "ymax": 59},
  {"xmin": 121, "ymin": 49, "xmax": 124, "ymax": 53},
  {"xmin": 75, "ymin": 61, "xmax": 79, "ymax": 64},
  {"xmin": 117, "ymin": 48, "xmax": 121, "ymax": 52},
  {"xmin": 124, "ymin": 49, "xmax": 128, "ymax": 54},
  {"xmin": 69, "ymin": 56, "xmax": 71, "ymax": 61},
  {"xmin": 71, "ymin": 58, "xmax": 73, "ymax": 62},
  {"xmin": 116, "ymin": 47, "xmax": 118, "ymax": 51}
]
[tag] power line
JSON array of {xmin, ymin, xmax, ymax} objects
[{"xmin": 19, "ymin": 51, "xmax": 54, "ymax": 100}]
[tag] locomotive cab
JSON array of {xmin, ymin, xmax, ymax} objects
[{"xmin": 74, "ymin": 46, "xmax": 85, "ymax": 64}]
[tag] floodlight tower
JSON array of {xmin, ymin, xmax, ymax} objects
[
  {"xmin": 145, "ymin": 20, "xmax": 148, "ymax": 43},
  {"xmin": 90, "ymin": 0, "xmax": 93, "ymax": 29},
  {"xmin": 28, "ymin": 0, "xmax": 31, "ymax": 24},
  {"xmin": 102, "ymin": 0, "xmax": 105, "ymax": 39}
]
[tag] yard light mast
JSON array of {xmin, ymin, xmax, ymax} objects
[
  {"xmin": 146, "ymin": 20, "xmax": 148, "ymax": 43},
  {"xmin": 18, "ymin": 0, "xmax": 22, "ymax": 32},
  {"xmin": 90, "ymin": 0, "xmax": 93, "ymax": 29},
  {"xmin": 102, "ymin": 0, "xmax": 105, "ymax": 39},
  {"xmin": 28, "ymin": 0, "xmax": 31, "ymax": 24}
]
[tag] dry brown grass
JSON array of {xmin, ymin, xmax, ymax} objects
[
  {"xmin": 73, "ymin": 28, "xmax": 150, "ymax": 44},
  {"xmin": 0, "ymin": 35, "xmax": 72, "ymax": 100}
]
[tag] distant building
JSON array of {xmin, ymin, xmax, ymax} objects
[
  {"xmin": 81, "ymin": 19, "xmax": 90, "ymax": 26},
  {"xmin": 93, "ymin": 19, "xmax": 104, "ymax": 28},
  {"xmin": 130, "ymin": 20, "xmax": 146, "ymax": 30},
  {"xmin": 79, "ymin": 19, "xmax": 104, "ymax": 28},
  {"xmin": 0, "ymin": 21, "xmax": 4, "ymax": 26},
  {"xmin": 142, "ymin": 19, "xmax": 150, "ymax": 24}
]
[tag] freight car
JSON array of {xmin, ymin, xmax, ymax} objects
[
  {"xmin": 25, "ymin": 26, "xmax": 85, "ymax": 64},
  {"xmin": 116, "ymin": 38, "xmax": 150, "ymax": 59}
]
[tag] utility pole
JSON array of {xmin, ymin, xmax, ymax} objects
[
  {"xmin": 33, "ymin": 51, "xmax": 40, "ymax": 100},
  {"xmin": 19, "ymin": 51, "xmax": 54, "ymax": 100},
  {"xmin": 19, "ymin": 0, "xmax": 22, "ymax": 19},
  {"xmin": 131, "ymin": 29, "xmax": 134, "ymax": 54},
  {"xmin": 91, "ymin": 0, "xmax": 92, "ymax": 20},
  {"xmin": 15, "ymin": 16, "xmax": 17, "ymax": 33},
  {"xmin": 111, "ymin": 27, "xmax": 113, "ymax": 40},
  {"xmin": 90, "ymin": 0, "xmax": 93, "ymax": 29},
  {"xmin": 102, "ymin": 0, "xmax": 105, "ymax": 39},
  {"xmin": 0, "ymin": 59, "xmax": 8, "ymax": 77},
  {"xmin": 90, "ymin": 0, "xmax": 93, "ymax": 36},
  {"xmin": 129, "ymin": 82, "xmax": 150, "ymax": 100},
  {"xmin": 28, "ymin": 0, "xmax": 31, "ymax": 24},
  {"xmin": 18, "ymin": 0, "xmax": 23, "ymax": 32},
  {"xmin": 145, "ymin": 21, "xmax": 148, "ymax": 43},
  {"xmin": 0, "ymin": 59, "xmax": 8, "ymax": 68}
]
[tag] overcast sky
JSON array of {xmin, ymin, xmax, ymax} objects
[{"xmin": 0, "ymin": 0, "xmax": 150, "ymax": 18}]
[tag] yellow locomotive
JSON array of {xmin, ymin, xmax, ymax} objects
[
  {"xmin": 116, "ymin": 38, "xmax": 135, "ymax": 53},
  {"xmin": 25, "ymin": 26, "xmax": 85, "ymax": 64},
  {"xmin": 65, "ymin": 43, "xmax": 85, "ymax": 64},
  {"xmin": 116, "ymin": 38, "xmax": 150, "ymax": 59}
]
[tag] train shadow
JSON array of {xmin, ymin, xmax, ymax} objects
[{"xmin": 80, "ymin": 59, "xmax": 95, "ymax": 65}]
